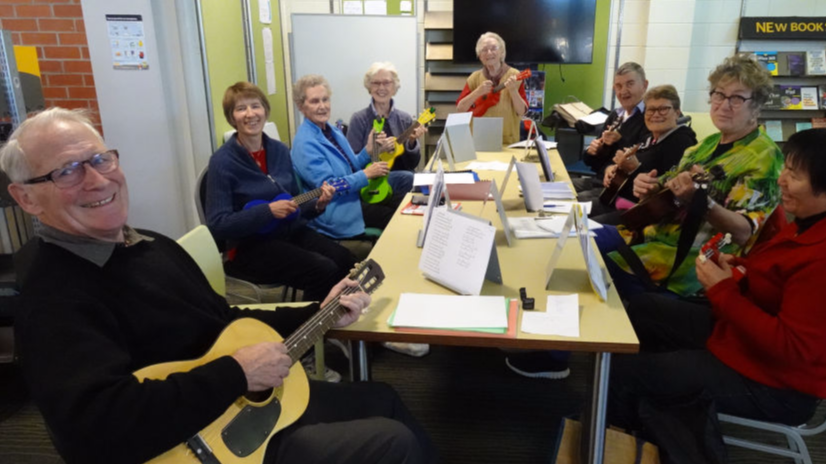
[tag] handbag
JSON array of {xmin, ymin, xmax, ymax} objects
[
  {"xmin": 553, "ymin": 101, "xmax": 595, "ymax": 127},
  {"xmin": 552, "ymin": 417, "xmax": 660, "ymax": 464}
]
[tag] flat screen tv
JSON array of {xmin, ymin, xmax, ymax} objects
[{"xmin": 452, "ymin": 0, "xmax": 597, "ymax": 65}]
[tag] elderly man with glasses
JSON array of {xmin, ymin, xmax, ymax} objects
[{"xmin": 1, "ymin": 108, "xmax": 436, "ymax": 464}]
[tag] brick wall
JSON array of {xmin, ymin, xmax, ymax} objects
[{"xmin": 0, "ymin": 0, "xmax": 102, "ymax": 133}]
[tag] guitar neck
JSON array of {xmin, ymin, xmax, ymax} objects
[
  {"xmin": 396, "ymin": 121, "xmax": 421, "ymax": 145},
  {"xmin": 293, "ymin": 187, "xmax": 324, "ymax": 206},
  {"xmin": 283, "ymin": 293, "xmax": 351, "ymax": 364}
]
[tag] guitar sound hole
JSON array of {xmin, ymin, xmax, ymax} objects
[{"xmin": 244, "ymin": 388, "xmax": 273, "ymax": 403}]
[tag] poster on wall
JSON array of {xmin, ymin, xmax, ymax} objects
[{"xmin": 106, "ymin": 14, "xmax": 148, "ymax": 70}]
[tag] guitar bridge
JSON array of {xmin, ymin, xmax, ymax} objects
[{"xmin": 186, "ymin": 434, "xmax": 222, "ymax": 464}]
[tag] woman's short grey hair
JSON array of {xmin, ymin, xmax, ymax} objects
[
  {"xmin": 0, "ymin": 107, "xmax": 102, "ymax": 183},
  {"xmin": 475, "ymin": 32, "xmax": 506, "ymax": 62},
  {"xmin": 708, "ymin": 55, "xmax": 773, "ymax": 109},
  {"xmin": 644, "ymin": 84, "xmax": 681, "ymax": 111},
  {"xmin": 363, "ymin": 61, "xmax": 400, "ymax": 94},
  {"xmin": 292, "ymin": 74, "xmax": 332, "ymax": 107},
  {"xmin": 616, "ymin": 62, "xmax": 646, "ymax": 82}
]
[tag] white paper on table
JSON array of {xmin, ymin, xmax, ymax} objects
[
  {"xmin": 258, "ymin": 0, "xmax": 272, "ymax": 24},
  {"xmin": 393, "ymin": 293, "xmax": 508, "ymax": 329},
  {"xmin": 414, "ymin": 172, "xmax": 476, "ymax": 186},
  {"xmin": 521, "ymin": 294, "xmax": 580, "ymax": 337},
  {"xmin": 419, "ymin": 207, "xmax": 495, "ymax": 295},
  {"xmin": 342, "ymin": 1, "xmax": 364, "ymax": 14},
  {"xmin": 579, "ymin": 111, "xmax": 609, "ymax": 126},
  {"xmin": 507, "ymin": 139, "xmax": 558, "ymax": 149},
  {"xmin": 510, "ymin": 216, "xmax": 599, "ymax": 239},
  {"xmin": 543, "ymin": 201, "xmax": 592, "ymax": 215},
  {"xmin": 541, "ymin": 182, "xmax": 576, "ymax": 200},
  {"xmin": 399, "ymin": 0, "xmax": 413, "ymax": 12},
  {"xmin": 466, "ymin": 161, "xmax": 512, "ymax": 171},
  {"xmin": 364, "ymin": 0, "xmax": 387, "ymax": 15}
]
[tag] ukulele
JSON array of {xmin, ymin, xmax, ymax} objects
[
  {"xmin": 378, "ymin": 107, "xmax": 437, "ymax": 169},
  {"xmin": 469, "ymin": 69, "xmax": 532, "ymax": 117},
  {"xmin": 134, "ymin": 259, "xmax": 385, "ymax": 464},
  {"xmin": 243, "ymin": 178, "xmax": 350, "ymax": 234},
  {"xmin": 360, "ymin": 117, "xmax": 394, "ymax": 204},
  {"xmin": 620, "ymin": 165, "xmax": 727, "ymax": 230},
  {"xmin": 598, "ymin": 143, "xmax": 641, "ymax": 206},
  {"xmin": 699, "ymin": 232, "xmax": 746, "ymax": 282}
]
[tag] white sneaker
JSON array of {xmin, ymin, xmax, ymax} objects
[
  {"xmin": 382, "ymin": 342, "xmax": 430, "ymax": 357},
  {"xmin": 301, "ymin": 354, "xmax": 342, "ymax": 383}
]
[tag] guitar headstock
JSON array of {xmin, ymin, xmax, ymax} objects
[
  {"xmin": 329, "ymin": 177, "xmax": 351, "ymax": 195},
  {"xmin": 373, "ymin": 117, "xmax": 386, "ymax": 133},
  {"xmin": 516, "ymin": 69, "xmax": 532, "ymax": 80},
  {"xmin": 349, "ymin": 259, "xmax": 385, "ymax": 295},
  {"xmin": 700, "ymin": 232, "xmax": 732, "ymax": 264},
  {"xmin": 418, "ymin": 107, "xmax": 437, "ymax": 126}
]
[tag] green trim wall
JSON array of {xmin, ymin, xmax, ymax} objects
[
  {"xmin": 250, "ymin": 0, "xmax": 290, "ymax": 146},
  {"xmin": 539, "ymin": 0, "xmax": 611, "ymax": 134},
  {"xmin": 200, "ymin": 0, "xmax": 247, "ymax": 148}
]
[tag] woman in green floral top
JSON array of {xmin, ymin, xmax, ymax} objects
[{"xmin": 597, "ymin": 55, "xmax": 783, "ymax": 299}]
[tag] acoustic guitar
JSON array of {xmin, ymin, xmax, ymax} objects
[
  {"xmin": 360, "ymin": 117, "xmax": 393, "ymax": 204},
  {"xmin": 378, "ymin": 107, "xmax": 437, "ymax": 169},
  {"xmin": 469, "ymin": 69, "xmax": 531, "ymax": 117},
  {"xmin": 598, "ymin": 143, "xmax": 641, "ymax": 207},
  {"xmin": 134, "ymin": 259, "xmax": 385, "ymax": 464},
  {"xmin": 243, "ymin": 178, "xmax": 350, "ymax": 234},
  {"xmin": 620, "ymin": 165, "xmax": 727, "ymax": 230}
]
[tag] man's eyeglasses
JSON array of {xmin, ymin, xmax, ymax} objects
[
  {"xmin": 370, "ymin": 80, "xmax": 394, "ymax": 88},
  {"xmin": 709, "ymin": 91, "xmax": 753, "ymax": 109},
  {"xmin": 645, "ymin": 106, "xmax": 673, "ymax": 116},
  {"xmin": 23, "ymin": 150, "xmax": 120, "ymax": 189}
]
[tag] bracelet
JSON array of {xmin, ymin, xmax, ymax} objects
[{"xmin": 707, "ymin": 197, "xmax": 716, "ymax": 210}]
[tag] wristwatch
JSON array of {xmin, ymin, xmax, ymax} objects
[{"xmin": 707, "ymin": 197, "xmax": 716, "ymax": 210}]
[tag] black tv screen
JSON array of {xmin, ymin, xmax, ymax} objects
[{"xmin": 452, "ymin": 0, "xmax": 597, "ymax": 65}]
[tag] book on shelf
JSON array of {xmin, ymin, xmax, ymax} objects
[
  {"xmin": 820, "ymin": 85, "xmax": 826, "ymax": 109},
  {"xmin": 786, "ymin": 52, "xmax": 806, "ymax": 76},
  {"xmin": 796, "ymin": 122, "xmax": 813, "ymax": 133},
  {"xmin": 801, "ymin": 87, "xmax": 820, "ymax": 110},
  {"xmin": 780, "ymin": 85, "xmax": 802, "ymax": 110},
  {"xmin": 811, "ymin": 117, "xmax": 826, "ymax": 129},
  {"xmin": 807, "ymin": 50, "xmax": 826, "ymax": 76},
  {"xmin": 754, "ymin": 51, "xmax": 779, "ymax": 76},
  {"xmin": 764, "ymin": 85, "xmax": 783, "ymax": 110},
  {"xmin": 764, "ymin": 120, "xmax": 783, "ymax": 142}
]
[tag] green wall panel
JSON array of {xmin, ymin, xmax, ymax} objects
[{"xmin": 250, "ymin": 0, "xmax": 290, "ymax": 146}]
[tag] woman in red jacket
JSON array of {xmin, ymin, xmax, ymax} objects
[{"xmin": 609, "ymin": 128, "xmax": 826, "ymax": 464}]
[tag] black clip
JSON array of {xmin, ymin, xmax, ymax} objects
[{"xmin": 519, "ymin": 287, "xmax": 535, "ymax": 310}]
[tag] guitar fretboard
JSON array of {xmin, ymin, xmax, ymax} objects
[{"xmin": 293, "ymin": 187, "xmax": 324, "ymax": 206}]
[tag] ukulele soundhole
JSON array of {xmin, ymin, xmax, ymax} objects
[{"xmin": 222, "ymin": 396, "xmax": 282, "ymax": 457}]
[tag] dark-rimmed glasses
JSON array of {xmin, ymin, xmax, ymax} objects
[
  {"xmin": 23, "ymin": 150, "xmax": 120, "ymax": 189},
  {"xmin": 709, "ymin": 91, "xmax": 753, "ymax": 109},
  {"xmin": 645, "ymin": 106, "xmax": 673, "ymax": 116}
]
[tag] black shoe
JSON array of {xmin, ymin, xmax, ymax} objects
[{"xmin": 505, "ymin": 352, "xmax": 570, "ymax": 380}]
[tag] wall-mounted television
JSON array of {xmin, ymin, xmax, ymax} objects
[{"xmin": 452, "ymin": 0, "xmax": 597, "ymax": 65}]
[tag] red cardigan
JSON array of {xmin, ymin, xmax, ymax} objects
[{"xmin": 706, "ymin": 217, "xmax": 826, "ymax": 398}]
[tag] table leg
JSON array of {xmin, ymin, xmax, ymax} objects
[
  {"xmin": 348, "ymin": 340, "xmax": 371, "ymax": 381},
  {"xmin": 586, "ymin": 352, "xmax": 611, "ymax": 464}
]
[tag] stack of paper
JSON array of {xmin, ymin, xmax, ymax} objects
[
  {"xmin": 509, "ymin": 216, "xmax": 602, "ymax": 239},
  {"xmin": 521, "ymin": 294, "xmax": 580, "ymax": 338},
  {"xmin": 507, "ymin": 139, "xmax": 559, "ymax": 149},
  {"xmin": 541, "ymin": 182, "xmax": 576, "ymax": 200},
  {"xmin": 389, "ymin": 294, "xmax": 508, "ymax": 332}
]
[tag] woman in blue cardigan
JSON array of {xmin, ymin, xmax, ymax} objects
[
  {"xmin": 205, "ymin": 82, "xmax": 355, "ymax": 303},
  {"xmin": 291, "ymin": 74, "xmax": 413, "ymax": 241}
]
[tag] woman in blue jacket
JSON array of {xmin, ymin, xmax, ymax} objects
[{"xmin": 206, "ymin": 82, "xmax": 355, "ymax": 302}]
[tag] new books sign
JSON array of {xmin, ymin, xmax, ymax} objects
[{"xmin": 740, "ymin": 17, "xmax": 826, "ymax": 40}]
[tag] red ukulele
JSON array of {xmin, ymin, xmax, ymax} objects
[
  {"xmin": 700, "ymin": 232, "xmax": 746, "ymax": 282},
  {"xmin": 470, "ymin": 69, "xmax": 531, "ymax": 117}
]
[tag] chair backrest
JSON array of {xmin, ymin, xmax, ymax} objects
[
  {"xmin": 194, "ymin": 166, "xmax": 208, "ymax": 225},
  {"xmin": 177, "ymin": 225, "xmax": 226, "ymax": 297}
]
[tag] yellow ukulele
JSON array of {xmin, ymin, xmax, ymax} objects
[
  {"xmin": 134, "ymin": 259, "xmax": 385, "ymax": 464},
  {"xmin": 378, "ymin": 107, "xmax": 437, "ymax": 168}
]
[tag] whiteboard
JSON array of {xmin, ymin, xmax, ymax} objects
[{"xmin": 290, "ymin": 14, "xmax": 418, "ymax": 132}]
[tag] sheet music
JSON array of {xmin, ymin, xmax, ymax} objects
[
  {"xmin": 574, "ymin": 204, "xmax": 608, "ymax": 301},
  {"xmin": 392, "ymin": 293, "xmax": 508, "ymax": 329},
  {"xmin": 414, "ymin": 172, "xmax": 476, "ymax": 186},
  {"xmin": 521, "ymin": 294, "xmax": 580, "ymax": 337},
  {"xmin": 419, "ymin": 207, "xmax": 495, "ymax": 295}
]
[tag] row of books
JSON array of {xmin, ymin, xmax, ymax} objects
[
  {"xmin": 764, "ymin": 85, "xmax": 826, "ymax": 110},
  {"xmin": 0, "ymin": 205, "xmax": 35, "ymax": 254},
  {"xmin": 763, "ymin": 118, "xmax": 826, "ymax": 143},
  {"xmin": 739, "ymin": 50, "xmax": 826, "ymax": 76}
]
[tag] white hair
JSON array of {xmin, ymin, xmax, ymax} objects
[
  {"xmin": 0, "ymin": 108, "xmax": 102, "ymax": 183},
  {"xmin": 362, "ymin": 61, "xmax": 401, "ymax": 94},
  {"xmin": 475, "ymin": 32, "xmax": 506, "ymax": 62}
]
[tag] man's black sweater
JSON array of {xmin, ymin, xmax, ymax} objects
[
  {"xmin": 14, "ymin": 231, "xmax": 317, "ymax": 464},
  {"xmin": 584, "ymin": 108, "xmax": 650, "ymax": 176}
]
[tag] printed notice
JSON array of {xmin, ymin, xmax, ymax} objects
[
  {"xmin": 419, "ymin": 207, "xmax": 495, "ymax": 295},
  {"xmin": 106, "ymin": 14, "xmax": 148, "ymax": 70}
]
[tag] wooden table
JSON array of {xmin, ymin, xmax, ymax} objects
[{"xmin": 330, "ymin": 147, "xmax": 639, "ymax": 464}]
